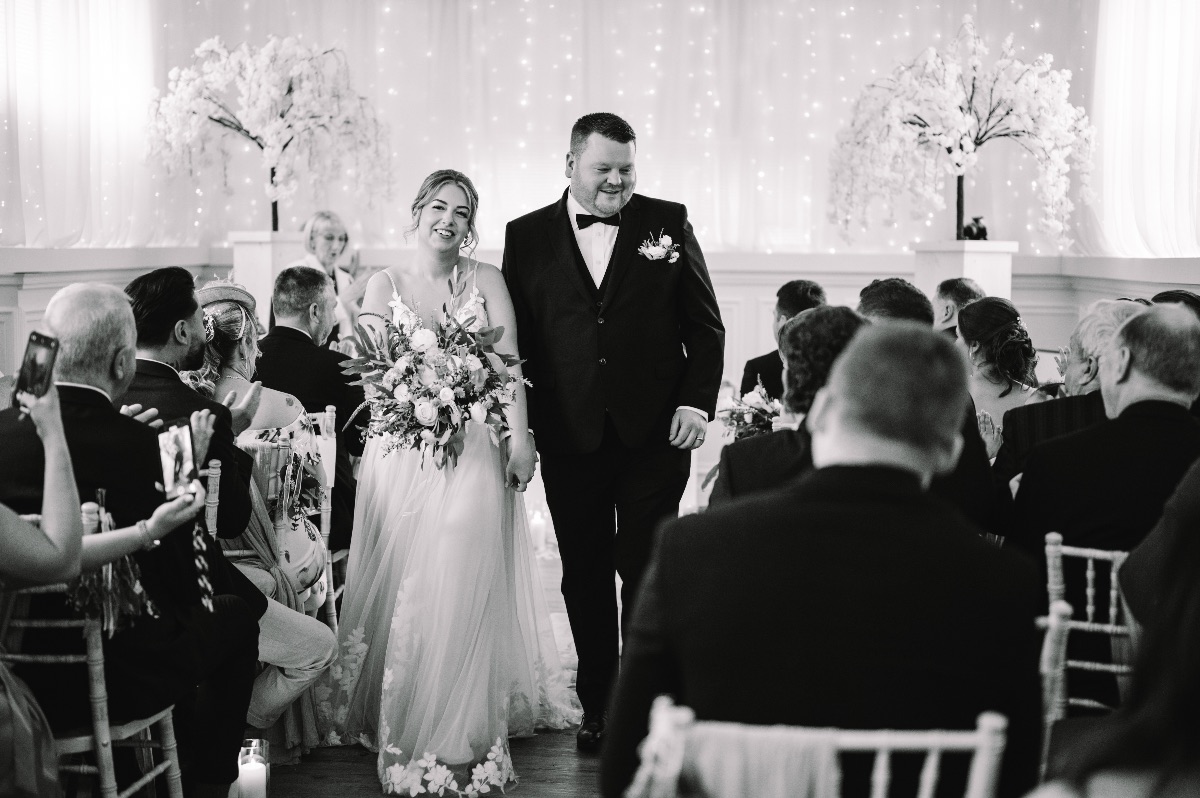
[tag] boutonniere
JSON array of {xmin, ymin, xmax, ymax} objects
[{"xmin": 638, "ymin": 230, "xmax": 681, "ymax": 263}]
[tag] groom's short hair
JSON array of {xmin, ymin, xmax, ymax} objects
[
  {"xmin": 273, "ymin": 266, "xmax": 332, "ymax": 318},
  {"xmin": 570, "ymin": 113, "xmax": 636, "ymax": 155},
  {"xmin": 828, "ymin": 323, "xmax": 968, "ymax": 452},
  {"xmin": 857, "ymin": 278, "xmax": 935, "ymax": 326}
]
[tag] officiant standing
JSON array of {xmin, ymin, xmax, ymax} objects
[{"xmin": 502, "ymin": 112, "xmax": 724, "ymax": 752}]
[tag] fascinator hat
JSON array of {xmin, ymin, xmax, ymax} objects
[{"xmin": 196, "ymin": 280, "xmax": 257, "ymax": 343}]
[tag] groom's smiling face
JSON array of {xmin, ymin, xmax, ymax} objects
[{"xmin": 566, "ymin": 133, "xmax": 636, "ymax": 218}]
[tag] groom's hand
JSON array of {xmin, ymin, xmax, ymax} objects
[{"xmin": 669, "ymin": 408, "xmax": 708, "ymax": 450}]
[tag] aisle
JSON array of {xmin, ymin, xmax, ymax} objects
[{"xmin": 272, "ymin": 554, "xmax": 601, "ymax": 796}]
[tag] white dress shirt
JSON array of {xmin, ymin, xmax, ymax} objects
[
  {"xmin": 565, "ymin": 191, "xmax": 709, "ymax": 427},
  {"xmin": 566, "ymin": 190, "xmax": 620, "ymax": 288}
]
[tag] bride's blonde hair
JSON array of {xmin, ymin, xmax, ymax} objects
[{"xmin": 405, "ymin": 169, "xmax": 481, "ymax": 255}]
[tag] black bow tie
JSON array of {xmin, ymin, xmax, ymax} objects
[{"xmin": 576, "ymin": 213, "xmax": 621, "ymax": 230}]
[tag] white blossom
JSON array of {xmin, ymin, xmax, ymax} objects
[{"xmin": 828, "ymin": 16, "xmax": 1094, "ymax": 247}]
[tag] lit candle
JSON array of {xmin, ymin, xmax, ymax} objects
[{"xmin": 237, "ymin": 761, "xmax": 267, "ymax": 798}]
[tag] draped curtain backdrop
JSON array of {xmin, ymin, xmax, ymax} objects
[{"xmin": 0, "ymin": 0, "xmax": 1190, "ymax": 257}]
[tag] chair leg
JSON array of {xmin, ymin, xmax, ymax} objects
[
  {"xmin": 157, "ymin": 711, "xmax": 185, "ymax": 798},
  {"xmin": 85, "ymin": 621, "xmax": 120, "ymax": 798}
]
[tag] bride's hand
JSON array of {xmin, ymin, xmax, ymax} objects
[{"xmin": 504, "ymin": 432, "xmax": 537, "ymax": 492}]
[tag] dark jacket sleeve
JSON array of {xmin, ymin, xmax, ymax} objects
[
  {"xmin": 673, "ymin": 208, "xmax": 725, "ymax": 420},
  {"xmin": 707, "ymin": 444, "xmax": 736, "ymax": 507},
  {"xmin": 206, "ymin": 405, "xmax": 252, "ymax": 539},
  {"xmin": 739, "ymin": 360, "xmax": 758, "ymax": 397},
  {"xmin": 502, "ymin": 222, "xmax": 540, "ymax": 429},
  {"xmin": 993, "ymin": 558, "xmax": 1043, "ymax": 797},
  {"xmin": 1009, "ymin": 447, "xmax": 1055, "ymax": 558},
  {"xmin": 333, "ymin": 350, "xmax": 369, "ymax": 457},
  {"xmin": 600, "ymin": 522, "xmax": 683, "ymax": 798}
]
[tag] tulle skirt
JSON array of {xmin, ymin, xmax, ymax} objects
[{"xmin": 317, "ymin": 423, "xmax": 580, "ymax": 794}]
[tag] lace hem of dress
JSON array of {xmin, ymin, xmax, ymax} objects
[{"xmin": 377, "ymin": 735, "xmax": 517, "ymax": 797}]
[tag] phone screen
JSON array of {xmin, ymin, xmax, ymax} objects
[
  {"xmin": 158, "ymin": 420, "xmax": 198, "ymax": 499},
  {"xmin": 12, "ymin": 332, "xmax": 59, "ymax": 407}
]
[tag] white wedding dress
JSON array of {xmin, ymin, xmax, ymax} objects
[{"xmin": 317, "ymin": 267, "xmax": 580, "ymax": 796}]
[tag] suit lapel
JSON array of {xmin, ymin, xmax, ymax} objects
[
  {"xmin": 600, "ymin": 194, "xmax": 642, "ymax": 307},
  {"xmin": 547, "ymin": 191, "xmax": 600, "ymax": 308}
]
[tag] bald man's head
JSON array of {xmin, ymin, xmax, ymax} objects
[
  {"xmin": 1100, "ymin": 303, "xmax": 1200, "ymax": 417},
  {"xmin": 44, "ymin": 283, "xmax": 137, "ymax": 398}
]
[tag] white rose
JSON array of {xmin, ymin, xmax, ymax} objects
[
  {"xmin": 392, "ymin": 384, "xmax": 411, "ymax": 402},
  {"xmin": 394, "ymin": 357, "xmax": 411, "ymax": 374},
  {"xmin": 469, "ymin": 402, "xmax": 486, "ymax": 423},
  {"xmin": 418, "ymin": 366, "xmax": 439, "ymax": 387},
  {"xmin": 410, "ymin": 328, "xmax": 438, "ymax": 353},
  {"xmin": 438, "ymin": 387, "xmax": 456, "ymax": 404},
  {"xmin": 659, "ymin": 234, "xmax": 673, "ymax": 247},
  {"xmin": 420, "ymin": 429, "xmax": 436, "ymax": 445},
  {"xmin": 648, "ymin": 244, "xmax": 667, "ymax": 259},
  {"xmin": 668, "ymin": 251, "xmax": 680, "ymax": 263},
  {"xmin": 413, "ymin": 401, "xmax": 438, "ymax": 426},
  {"xmin": 464, "ymin": 354, "xmax": 484, "ymax": 372}
]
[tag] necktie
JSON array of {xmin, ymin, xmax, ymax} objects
[{"xmin": 576, "ymin": 213, "xmax": 621, "ymax": 230}]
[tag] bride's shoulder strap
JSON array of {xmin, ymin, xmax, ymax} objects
[{"xmin": 382, "ymin": 267, "xmax": 400, "ymax": 296}]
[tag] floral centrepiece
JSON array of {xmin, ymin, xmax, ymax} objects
[
  {"xmin": 147, "ymin": 35, "xmax": 391, "ymax": 228},
  {"xmin": 638, "ymin": 230, "xmax": 681, "ymax": 263},
  {"xmin": 342, "ymin": 277, "xmax": 524, "ymax": 469},
  {"xmin": 828, "ymin": 15, "xmax": 1095, "ymax": 246},
  {"xmin": 719, "ymin": 382, "xmax": 783, "ymax": 441}
]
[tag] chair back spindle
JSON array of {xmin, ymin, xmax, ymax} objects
[{"xmin": 205, "ymin": 459, "xmax": 221, "ymax": 532}]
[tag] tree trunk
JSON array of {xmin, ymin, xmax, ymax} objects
[
  {"xmin": 269, "ymin": 166, "xmax": 279, "ymax": 232},
  {"xmin": 956, "ymin": 174, "xmax": 965, "ymax": 240}
]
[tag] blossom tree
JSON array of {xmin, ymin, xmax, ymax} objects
[
  {"xmin": 148, "ymin": 36, "xmax": 391, "ymax": 231},
  {"xmin": 828, "ymin": 16, "xmax": 1095, "ymax": 245}
]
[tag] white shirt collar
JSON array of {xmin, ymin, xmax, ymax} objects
[
  {"xmin": 55, "ymin": 381, "xmax": 113, "ymax": 403},
  {"xmin": 137, "ymin": 356, "xmax": 181, "ymax": 378},
  {"xmin": 566, "ymin": 190, "xmax": 610, "ymax": 232}
]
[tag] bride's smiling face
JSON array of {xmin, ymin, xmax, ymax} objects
[{"xmin": 416, "ymin": 183, "xmax": 473, "ymax": 253}]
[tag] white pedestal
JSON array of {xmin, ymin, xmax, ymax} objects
[
  {"xmin": 228, "ymin": 232, "xmax": 306, "ymax": 326},
  {"xmin": 912, "ymin": 240, "xmax": 1019, "ymax": 301}
]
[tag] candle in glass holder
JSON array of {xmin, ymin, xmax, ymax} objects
[{"xmin": 237, "ymin": 739, "xmax": 269, "ymax": 798}]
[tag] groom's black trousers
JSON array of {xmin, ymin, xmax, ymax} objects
[{"xmin": 539, "ymin": 416, "xmax": 691, "ymax": 717}]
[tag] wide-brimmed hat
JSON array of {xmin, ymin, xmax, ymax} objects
[{"xmin": 195, "ymin": 280, "xmax": 256, "ymax": 316}]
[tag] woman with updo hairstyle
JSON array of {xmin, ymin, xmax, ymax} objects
[{"xmin": 956, "ymin": 297, "xmax": 1039, "ymax": 451}]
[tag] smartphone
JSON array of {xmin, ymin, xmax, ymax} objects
[
  {"xmin": 158, "ymin": 419, "xmax": 198, "ymax": 499},
  {"xmin": 12, "ymin": 332, "xmax": 59, "ymax": 407}
]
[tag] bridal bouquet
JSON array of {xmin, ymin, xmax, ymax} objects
[
  {"xmin": 719, "ymin": 382, "xmax": 783, "ymax": 441},
  {"xmin": 343, "ymin": 291, "xmax": 525, "ymax": 469}
]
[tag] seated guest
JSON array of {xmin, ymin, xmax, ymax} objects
[
  {"xmin": 739, "ymin": 279, "xmax": 826, "ymax": 400},
  {"xmin": 1029, "ymin": 490, "xmax": 1200, "ymax": 797},
  {"xmin": 603, "ymin": 324, "xmax": 1041, "ymax": 798},
  {"xmin": 936, "ymin": 276, "xmax": 986, "ymax": 337},
  {"xmin": 255, "ymin": 267, "xmax": 369, "ymax": 551},
  {"xmin": 124, "ymin": 270, "xmax": 335, "ymax": 732},
  {"xmin": 857, "ymin": 278, "xmax": 1011, "ymax": 534},
  {"xmin": 0, "ymin": 284, "xmax": 258, "ymax": 797},
  {"xmin": 1011, "ymin": 305, "xmax": 1200, "ymax": 707},
  {"xmin": 1152, "ymin": 288, "xmax": 1200, "ymax": 418},
  {"xmin": 956, "ymin": 297, "xmax": 1039, "ymax": 427},
  {"xmin": 710, "ymin": 306, "xmax": 864, "ymax": 505},
  {"xmin": 993, "ymin": 300, "xmax": 1145, "ymax": 485},
  {"xmin": 286, "ymin": 210, "xmax": 368, "ymax": 343}
]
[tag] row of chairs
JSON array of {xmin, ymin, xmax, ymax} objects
[{"xmin": 0, "ymin": 408, "xmax": 346, "ymax": 795}]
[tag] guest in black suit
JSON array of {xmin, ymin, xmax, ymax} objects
[
  {"xmin": 256, "ymin": 266, "xmax": 367, "ymax": 551},
  {"xmin": 993, "ymin": 299, "xmax": 1144, "ymax": 485},
  {"xmin": 603, "ymin": 324, "xmax": 1041, "ymax": 798},
  {"xmin": 125, "ymin": 268, "xmax": 337, "ymax": 732},
  {"xmin": 738, "ymin": 279, "xmax": 826, "ymax": 400},
  {"xmin": 935, "ymin": 277, "xmax": 985, "ymax": 339},
  {"xmin": 503, "ymin": 113, "xmax": 725, "ymax": 749},
  {"xmin": 856, "ymin": 278, "xmax": 1011, "ymax": 534},
  {"xmin": 1012, "ymin": 305, "xmax": 1200, "ymax": 707},
  {"xmin": 710, "ymin": 305, "xmax": 864, "ymax": 504},
  {"xmin": 1152, "ymin": 289, "xmax": 1200, "ymax": 419},
  {"xmin": 1119, "ymin": 457, "xmax": 1200, "ymax": 630},
  {"xmin": 0, "ymin": 284, "xmax": 258, "ymax": 797}
]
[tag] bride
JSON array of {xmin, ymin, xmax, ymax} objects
[{"xmin": 318, "ymin": 169, "xmax": 580, "ymax": 794}]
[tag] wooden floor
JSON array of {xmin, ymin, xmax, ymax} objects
[{"xmin": 273, "ymin": 553, "xmax": 602, "ymax": 796}]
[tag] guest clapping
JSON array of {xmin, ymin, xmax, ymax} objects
[{"xmin": 739, "ymin": 279, "xmax": 826, "ymax": 401}]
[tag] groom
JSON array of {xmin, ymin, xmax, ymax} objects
[{"xmin": 502, "ymin": 112, "xmax": 725, "ymax": 751}]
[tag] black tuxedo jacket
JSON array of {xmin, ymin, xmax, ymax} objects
[
  {"xmin": 602, "ymin": 466, "xmax": 1041, "ymax": 798},
  {"xmin": 739, "ymin": 349, "xmax": 784, "ymax": 400},
  {"xmin": 255, "ymin": 326, "xmax": 367, "ymax": 550},
  {"xmin": 122, "ymin": 360, "xmax": 266, "ymax": 619},
  {"xmin": 708, "ymin": 399, "xmax": 1011, "ymax": 535},
  {"xmin": 0, "ymin": 387, "xmax": 223, "ymax": 724},
  {"xmin": 502, "ymin": 190, "xmax": 724, "ymax": 453},
  {"xmin": 1010, "ymin": 400, "xmax": 1200, "ymax": 559},
  {"xmin": 1119, "ymin": 457, "xmax": 1200, "ymax": 626},
  {"xmin": 992, "ymin": 391, "xmax": 1107, "ymax": 484}
]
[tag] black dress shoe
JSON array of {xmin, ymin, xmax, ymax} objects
[{"xmin": 576, "ymin": 712, "xmax": 607, "ymax": 753}]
